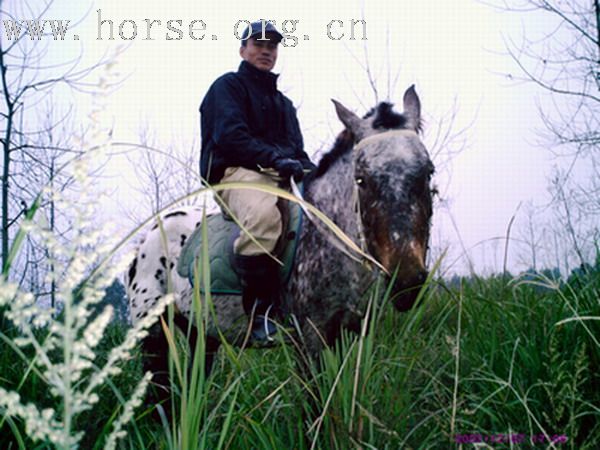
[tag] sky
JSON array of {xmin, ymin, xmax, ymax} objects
[{"xmin": 15, "ymin": 0, "xmax": 582, "ymax": 275}]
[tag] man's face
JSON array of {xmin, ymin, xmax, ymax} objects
[{"xmin": 240, "ymin": 35, "xmax": 279, "ymax": 72}]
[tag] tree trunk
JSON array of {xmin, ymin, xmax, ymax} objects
[{"xmin": 1, "ymin": 47, "xmax": 14, "ymax": 273}]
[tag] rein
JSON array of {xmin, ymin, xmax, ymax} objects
[{"xmin": 290, "ymin": 178, "xmax": 386, "ymax": 272}]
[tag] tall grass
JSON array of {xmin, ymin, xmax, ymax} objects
[
  {"xmin": 2, "ymin": 245, "xmax": 598, "ymax": 448},
  {"xmin": 135, "ymin": 261, "xmax": 598, "ymax": 448}
]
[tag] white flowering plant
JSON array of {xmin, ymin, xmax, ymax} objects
[
  {"xmin": 0, "ymin": 146, "xmax": 172, "ymax": 449},
  {"xmin": 0, "ymin": 149, "xmax": 174, "ymax": 449},
  {"xmin": 0, "ymin": 63, "xmax": 175, "ymax": 447}
]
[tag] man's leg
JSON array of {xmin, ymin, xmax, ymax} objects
[
  {"xmin": 217, "ymin": 167, "xmax": 284, "ymax": 344},
  {"xmin": 219, "ymin": 167, "xmax": 282, "ymax": 256}
]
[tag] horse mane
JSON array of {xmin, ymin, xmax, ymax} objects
[{"xmin": 314, "ymin": 102, "xmax": 410, "ymax": 178}]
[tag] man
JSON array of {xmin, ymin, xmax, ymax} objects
[{"xmin": 199, "ymin": 21, "xmax": 315, "ymax": 344}]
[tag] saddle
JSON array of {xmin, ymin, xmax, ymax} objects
[{"xmin": 176, "ymin": 197, "xmax": 303, "ymax": 295}]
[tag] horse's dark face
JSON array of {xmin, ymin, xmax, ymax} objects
[{"xmin": 333, "ymin": 86, "xmax": 434, "ymax": 311}]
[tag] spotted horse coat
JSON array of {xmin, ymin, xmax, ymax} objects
[{"xmin": 126, "ymin": 208, "xmax": 201, "ymax": 323}]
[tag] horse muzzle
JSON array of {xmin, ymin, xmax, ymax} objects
[{"xmin": 390, "ymin": 270, "xmax": 428, "ymax": 311}]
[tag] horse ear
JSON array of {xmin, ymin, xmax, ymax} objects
[
  {"xmin": 403, "ymin": 85, "xmax": 421, "ymax": 132},
  {"xmin": 332, "ymin": 99, "xmax": 362, "ymax": 134}
]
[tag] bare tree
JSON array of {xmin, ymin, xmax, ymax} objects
[
  {"xmin": 493, "ymin": 0, "xmax": 599, "ymax": 154},
  {"xmin": 170, "ymin": 136, "xmax": 203, "ymax": 202},
  {"xmin": 516, "ymin": 202, "xmax": 543, "ymax": 271},
  {"xmin": 0, "ymin": 0, "xmax": 111, "ymax": 284},
  {"xmin": 122, "ymin": 126, "xmax": 203, "ymax": 226},
  {"xmin": 488, "ymin": 0, "xmax": 599, "ymax": 268},
  {"xmin": 125, "ymin": 124, "xmax": 169, "ymax": 216}
]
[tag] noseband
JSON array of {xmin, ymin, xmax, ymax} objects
[{"xmin": 352, "ymin": 129, "xmax": 419, "ymax": 154}]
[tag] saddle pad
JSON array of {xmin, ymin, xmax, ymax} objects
[{"xmin": 177, "ymin": 198, "xmax": 302, "ymax": 295}]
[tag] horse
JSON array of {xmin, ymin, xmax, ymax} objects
[{"xmin": 125, "ymin": 85, "xmax": 434, "ymax": 397}]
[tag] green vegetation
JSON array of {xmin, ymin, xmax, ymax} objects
[{"xmin": 2, "ymin": 260, "xmax": 598, "ymax": 449}]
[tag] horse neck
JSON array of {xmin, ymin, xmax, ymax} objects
[
  {"xmin": 292, "ymin": 151, "xmax": 376, "ymax": 328},
  {"xmin": 305, "ymin": 151, "xmax": 359, "ymax": 239}
]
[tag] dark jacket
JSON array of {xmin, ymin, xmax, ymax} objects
[{"xmin": 199, "ymin": 60, "xmax": 313, "ymax": 184}]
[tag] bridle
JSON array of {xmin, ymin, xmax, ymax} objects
[{"xmin": 291, "ymin": 129, "xmax": 420, "ymax": 275}]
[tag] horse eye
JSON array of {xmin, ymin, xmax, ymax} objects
[{"xmin": 355, "ymin": 177, "xmax": 364, "ymax": 186}]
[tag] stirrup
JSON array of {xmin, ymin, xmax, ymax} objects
[
  {"xmin": 249, "ymin": 305, "xmax": 276, "ymax": 345},
  {"xmin": 250, "ymin": 305, "xmax": 294, "ymax": 347}
]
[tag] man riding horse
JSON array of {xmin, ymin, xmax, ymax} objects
[{"xmin": 199, "ymin": 20, "xmax": 316, "ymax": 345}]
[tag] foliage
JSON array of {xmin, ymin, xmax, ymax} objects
[
  {"xmin": 0, "ymin": 135, "xmax": 169, "ymax": 449},
  {"xmin": 2, "ymin": 262, "xmax": 598, "ymax": 449}
]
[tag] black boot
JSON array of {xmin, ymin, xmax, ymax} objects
[{"xmin": 233, "ymin": 254, "xmax": 283, "ymax": 346}]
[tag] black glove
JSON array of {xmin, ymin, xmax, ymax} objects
[
  {"xmin": 301, "ymin": 159, "xmax": 317, "ymax": 172},
  {"xmin": 273, "ymin": 158, "xmax": 304, "ymax": 181},
  {"xmin": 302, "ymin": 160, "xmax": 317, "ymax": 184}
]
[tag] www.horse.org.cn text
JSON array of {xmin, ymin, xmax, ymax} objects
[{"xmin": 2, "ymin": 14, "xmax": 368, "ymax": 47}]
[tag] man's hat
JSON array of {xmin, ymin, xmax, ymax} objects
[{"xmin": 242, "ymin": 21, "xmax": 283, "ymax": 45}]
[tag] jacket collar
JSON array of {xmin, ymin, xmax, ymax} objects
[{"xmin": 238, "ymin": 60, "xmax": 279, "ymax": 90}]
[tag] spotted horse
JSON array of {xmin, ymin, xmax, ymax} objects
[{"xmin": 125, "ymin": 85, "xmax": 435, "ymax": 402}]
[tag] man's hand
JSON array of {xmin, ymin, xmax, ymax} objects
[
  {"xmin": 273, "ymin": 158, "xmax": 304, "ymax": 181},
  {"xmin": 301, "ymin": 159, "xmax": 317, "ymax": 172}
]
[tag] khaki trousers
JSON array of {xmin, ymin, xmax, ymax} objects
[{"xmin": 217, "ymin": 167, "xmax": 283, "ymax": 256}]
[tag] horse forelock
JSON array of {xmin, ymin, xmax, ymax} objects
[
  {"xmin": 315, "ymin": 102, "xmax": 413, "ymax": 179},
  {"xmin": 365, "ymin": 102, "xmax": 409, "ymax": 131}
]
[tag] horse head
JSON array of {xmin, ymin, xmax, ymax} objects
[{"xmin": 332, "ymin": 86, "xmax": 434, "ymax": 311}]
